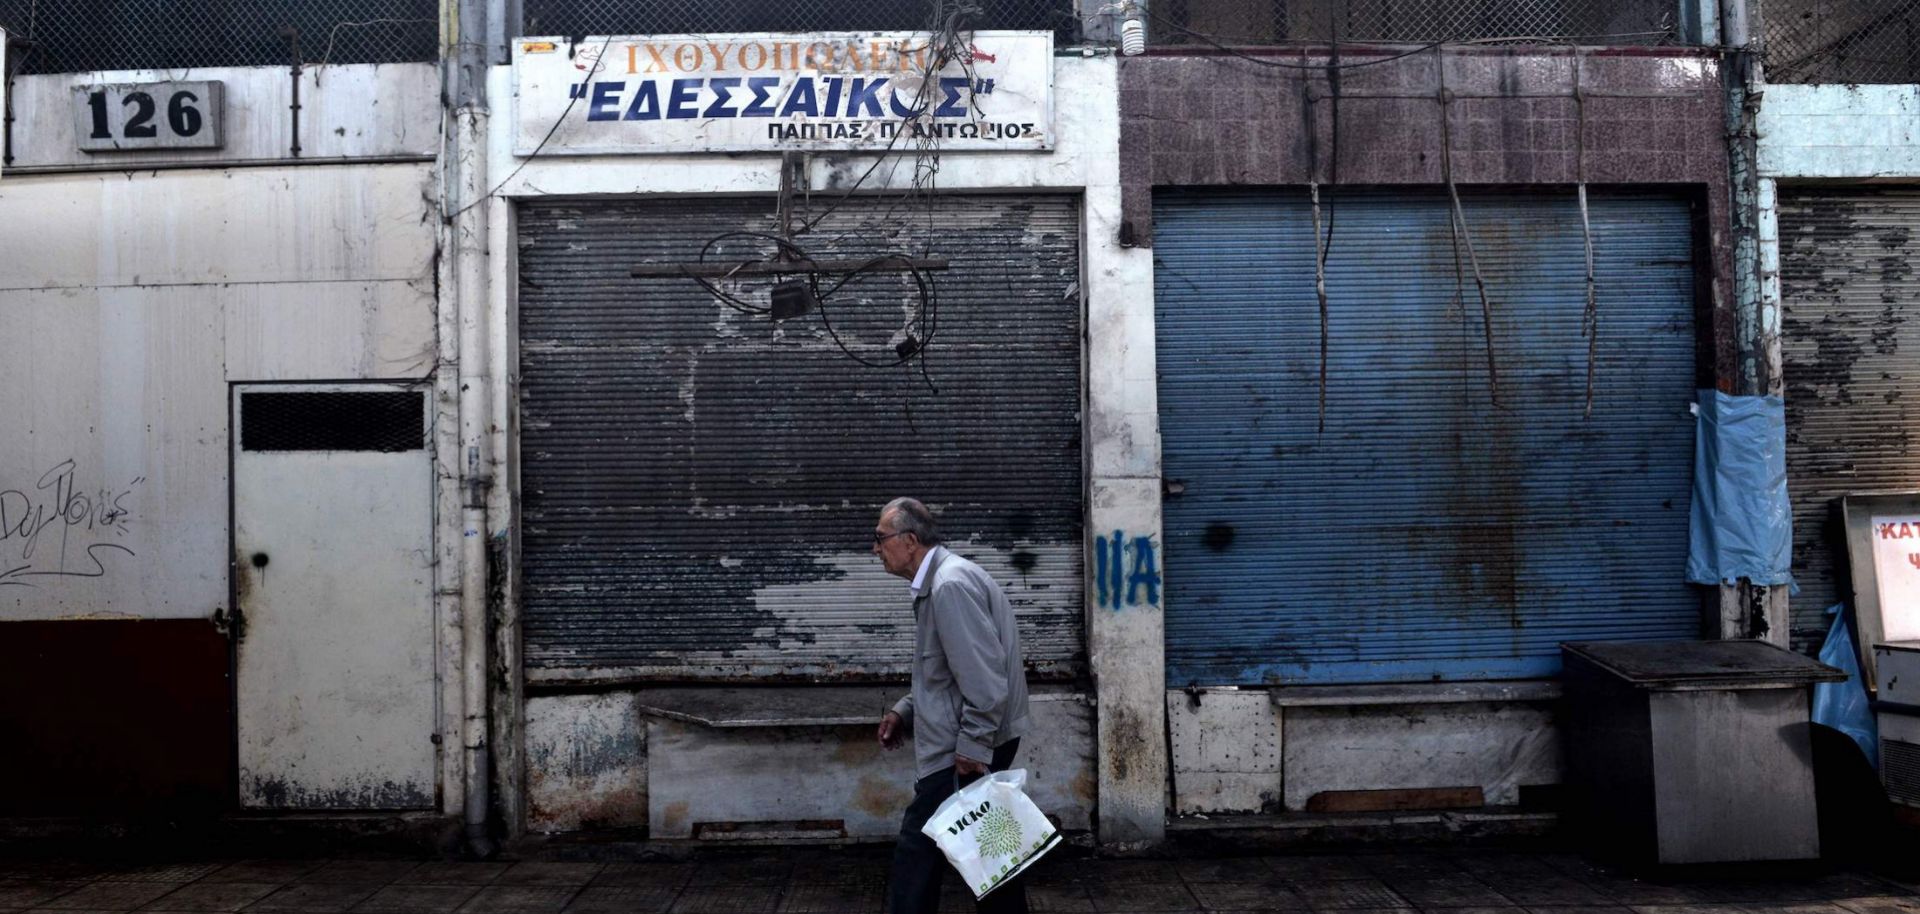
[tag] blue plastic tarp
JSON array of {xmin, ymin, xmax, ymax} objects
[
  {"xmin": 1686, "ymin": 390, "xmax": 1794, "ymax": 586},
  {"xmin": 1813, "ymin": 602, "xmax": 1879, "ymax": 769}
]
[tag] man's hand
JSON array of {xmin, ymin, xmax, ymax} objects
[
  {"xmin": 878, "ymin": 710, "xmax": 905, "ymax": 750},
  {"xmin": 954, "ymin": 754, "xmax": 989, "ymax": 777}
]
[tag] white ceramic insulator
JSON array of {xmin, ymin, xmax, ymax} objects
[{"xmin": 1121, "ymin": 17, "xmax": 1147, "ymax": 56}]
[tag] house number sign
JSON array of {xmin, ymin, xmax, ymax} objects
[{"xmin": 73, "ymin": 81, "xmax": 225, "ymax": 151}]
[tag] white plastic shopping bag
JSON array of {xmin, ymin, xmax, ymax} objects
[{"xmin": 920, "ymin": 768, "xmax": 1062, "ymax": 899}]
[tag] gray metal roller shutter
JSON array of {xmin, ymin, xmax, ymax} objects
[
  {"xmin": 517, "ymin": 195, "xmax": 1084, "ymax": 682},
  {"xmin": 1781, "ymin": 188, "xmax": 1920, "ymax": 652}
]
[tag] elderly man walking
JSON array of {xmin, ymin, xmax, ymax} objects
[{"xmin": 872, "ymin": 497, "xmax": 1032, "ymax": 914}]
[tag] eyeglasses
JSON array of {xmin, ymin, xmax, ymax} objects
[{"xmin": 873, "ymin": 530, "xmax": 913, "ymax": 545}]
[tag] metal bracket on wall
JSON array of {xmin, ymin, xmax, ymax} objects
[
  {"xmin": 281, "ymin": 26, "xmax": 302, "ymax": 158},
  {"xmin": 2, "ymin": 34, "xmax": 35, "ymax": 168}
]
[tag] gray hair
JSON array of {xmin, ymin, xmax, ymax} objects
[{"xmin": 881, "ymin": 497, "xmax": 943, "ymax": 547}]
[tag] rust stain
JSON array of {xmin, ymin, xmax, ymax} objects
[
  {"xmin": 833, "ymin": 734, "xmax": 881, "ymax": 765},
  {"xmin": 662, "ymin": 801, "xmax": 690, "ymax": 834},
  {"xmin": 853, "ymin": 774, "xmax": 910, "ymax": 820},
  {"xmin": 230, "ymin": 549, "xmax": 254, "ymax": 642},
  {"xmin": 1071, "ymin": 768, "xmax": 1097, "ymax": 803},
  {"xmin": 1107, "ymin": 708, "xmax": 1148, "ymax": 782}
]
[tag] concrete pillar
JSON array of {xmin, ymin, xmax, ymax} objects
[
  {"xmin": 1713, "ymin": 0, "xmax": 1790, "ymax": 645},
  {"xmin": 1083, "ymin": 59, "xmax": 1169, "ymax": 846}
]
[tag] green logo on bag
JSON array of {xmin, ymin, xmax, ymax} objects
[{"xmin": 975, "ymin": 804, "xmax": 1022, "ymax": 858}]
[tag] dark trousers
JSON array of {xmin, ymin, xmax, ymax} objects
[{"xmin": 888, "ymin": 739, "xmax": 1028, "ymax": 914}]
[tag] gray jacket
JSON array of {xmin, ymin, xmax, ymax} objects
[{"xmin": 891, "ymin": 546, "xmax": 1031, "ymax": 779}]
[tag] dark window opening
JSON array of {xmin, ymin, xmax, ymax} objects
[{"xmin": 241, "ymin": 391, "xmax": 426, "ymax": 453}]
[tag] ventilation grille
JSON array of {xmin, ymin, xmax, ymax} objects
[
  {"xmin": 1888, "ymin": 739, "xmax": 1920, "ymax": 806},
  {"xmin": 240, "ymin": 391, "xmax": 425, "ymax": 453}
]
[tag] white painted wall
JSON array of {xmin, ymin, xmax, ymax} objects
[
  {"xmin": 1758, "ymin": 84, "xmax": 1920, "ymax": 179},
  {"xmin": 6, "ymin": 64, "xmax": 439, "ymax": 169},
  {"xmin": 0, "ymin": 162, "xmax": 438, "ymax": 620},
  {"xmin": 486, "ymin": 53, "xmax": 1168, "ymax": 843}
]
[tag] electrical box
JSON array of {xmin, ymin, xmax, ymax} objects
[{"xmin": 1874, "ymin": 642, "xmax": 1920, "ymax": 809}]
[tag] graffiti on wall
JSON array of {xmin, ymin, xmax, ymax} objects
[
  {"xmin": 1, "ymin": 460, "xmax": 142, "ymax": 586},
  {"xmin": 1093, "ymin": 530, "xmax": 1160, "ymax": 610}
]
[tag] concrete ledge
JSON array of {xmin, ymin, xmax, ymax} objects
[
  {"xmin": 1253, "ymin": 681, "xmax": 1562, "ymax": 707},
  {"xmin": 636, "ymin": 684, "xmax": 1090, "ymax": 728},
  {"xmin": 0, "ymin": 812, "xmax": 463, "ymax": 859},
  {"xmin": 1166, "ymin": 809, "xmax": 1561, "ymax": 851}
]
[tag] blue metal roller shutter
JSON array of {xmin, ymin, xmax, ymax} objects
[{"xmin": 1155, "ymin": 189, "xmax": 1701, "ymax": 686}]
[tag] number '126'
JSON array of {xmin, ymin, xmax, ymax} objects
[{"xmin": 86, "ymin": 89, "xmax": 204, "ymax": 140}]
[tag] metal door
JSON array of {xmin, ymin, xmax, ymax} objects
[
  {"xmin": 1155, "ymin": 189, "xmax": 1701, "ymax": 686},
  {"xmin": 233, "ymin": 384, "xmax": 436, "ymax": 808}
]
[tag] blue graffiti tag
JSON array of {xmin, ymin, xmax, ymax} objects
[{"xmin": 1094, "ymin": 530, "xmax": 1161, "ymax": 610}]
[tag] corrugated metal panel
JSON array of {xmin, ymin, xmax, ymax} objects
[
  {"xmin": 1780, "ymin": 189, "xmax": 1920, "ymax": 653},
  {"xmin": 517, "ymin": 196, "xmax": 1084, "ymax": 681},
  {"xmin": 1155, "ymin": 189, "xmax": 1701, "ymax": 686}
]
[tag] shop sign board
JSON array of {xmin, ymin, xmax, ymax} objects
[
  {"xmin": 512, "ymin": 30, "xmax": 1054, "ymax": 155},
  {"xmin": 1870, "ymin": 514, "xmax": 1920, "ymax": 643}
]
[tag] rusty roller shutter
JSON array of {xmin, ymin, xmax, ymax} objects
[
  {"xmin": 517, "ymin": 195, "xmax": 1084, "ymax": 682},
  {"xmin": 1781, "ymin": 188, "xmax": 1920, "ymax": 652},
  {"xmin": 1156, "ymin": 189, "xmax": 1702, "ymax": 686}
]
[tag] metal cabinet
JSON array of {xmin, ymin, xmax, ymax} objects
[{"xmin": 1561, "ymin": 640, "xmax": 1844, "ymax": 865}]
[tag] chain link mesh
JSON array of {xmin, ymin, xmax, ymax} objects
[
  {"xmin": 1148, "ymin": 0, "xmax": 1677, "ymax": 45},
  {"xmin": 0, "ymin": 0, "xmax": 437, "ymax": 75},
  {"xmin": 521, "ymin": 0, "xmax": 1077, "ymax": 44},
  {"xmin": 1763, "ymin": 0, "xmax": 1920, "ymax": 84},
  {"xmin": 239, "ymin": 391, "xmax": 425, "ymax": 453}
]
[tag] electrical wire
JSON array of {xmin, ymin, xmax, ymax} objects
[
  {"xmin": 668, "ymin": 229, "xmax": 942, "ymax": 385},
  {"xmin": 446, "ymin": 34, "xmax": 611, "ymax": 221},
  {"xmin": 681, "ymin": 231, "xmax": 809, "ymax": 315},
  {"xmin": 1437, "ymin": 44, "xmax": 1502, "ymax": 409},
  {"xmin": 1309, "ymin": 27, "xmax": 1342, "ymax": 434},
  {"xmin": 1572, "ymin": 46, "xmax": 1600, "ymax": 418},
  {"xmin": 793, "ymin": 1, "xmax": 981, "ymax": 240}
]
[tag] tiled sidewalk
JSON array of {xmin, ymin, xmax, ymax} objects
[{"xmin": 0, "ymin": 848, "xmax": 1916, "ymax": 914}]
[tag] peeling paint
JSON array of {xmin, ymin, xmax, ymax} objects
[
  {"xmin": 1780, "ymin": 189, "xmax": 1920, "ymax": 649},
  {"xmin": 243, "ymin": 773, "xmax": 433, "ymax": 810},
  {"xmin": 526, "ymin": 693, "xmax": 647, "ymax": 832},
  {"xmin": 515, "ymin": 196, "xmax": 1086, "ymax": 681}
]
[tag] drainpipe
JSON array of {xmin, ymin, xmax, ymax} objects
[
  {"xmin": 484, "ymin": 0, "xmax": 526, "ymax": 844},
  {"xmin": 448, "ymin": 0, "xmax": 496, "ymax": 856}
]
